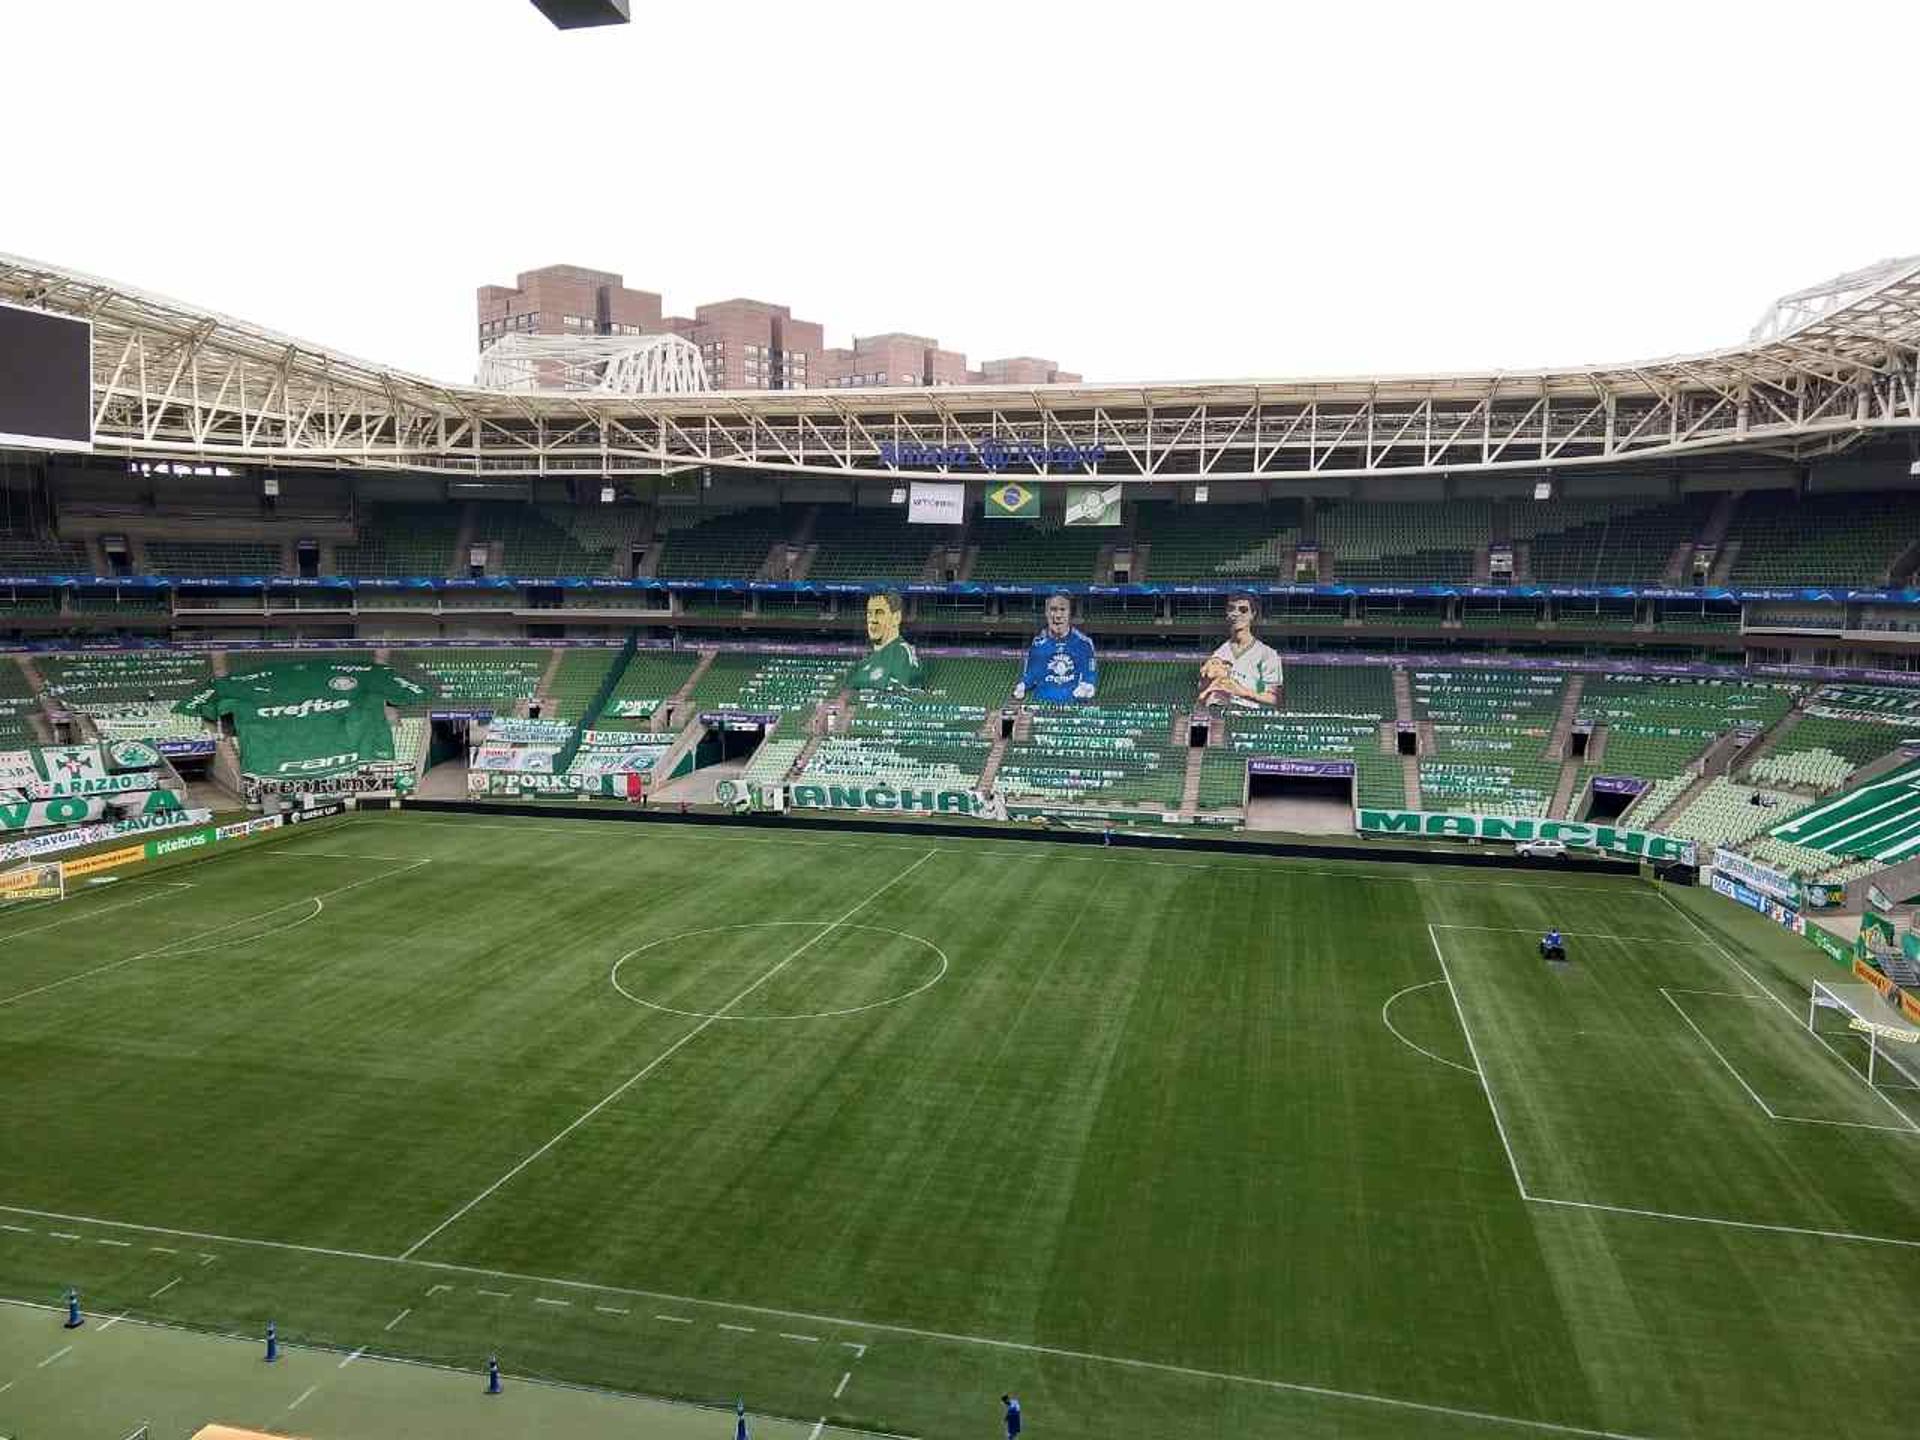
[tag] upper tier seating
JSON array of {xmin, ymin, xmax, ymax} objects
[
  {"xmin": 967, "ymin": 521, "xmax": 1107, "ymax": 582},
  {"xmin": 143, "ymin": 541, "xmax": 284, "ymax": 576},
  {"xmin": 335, "ymin": 504, "xmax": 462, "ymax": 577},
  {"xmin": 470, "ymin": 504, "xmax": 601, "ymax": 577},
  {"xmin": 1132, "ymin": 501, "xmax": 1303, "ymax": 581},
  {"xmin": 0, "ymin": 530, "xmax": 89, "ymax": 572},
  {"xmin": 656, "ymin": 507, "xmax": 789, "ymax": 579},
  {"xmin": 1317, "ymin": 500, "xmax": 1490, "ymax": 581},
  {"xmin": 1726, "ymin": 491, "xmax": 1920, "ymax": 584},
  {"xmin": 807, "ymin": 506, "xmax": 940, "ymax": 581},
  {"xmin": 1517, "ymin": 495, "xmax": 1713, "ymax": 583}
]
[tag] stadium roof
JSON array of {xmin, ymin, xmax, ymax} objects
[{"xmin": 1, "ymin": 251, "xmax": 1915, "ymax": 482}]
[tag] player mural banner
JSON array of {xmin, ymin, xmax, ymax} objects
[
  {"xmin": 1356, "ymin": 808, "xmax": 1697, "ymax": 864},
  {"xmin": 787, "ymin": 778, "xmax": 1008, "ymax": 820},
  {"xmin": 176, "ymin": 659, "xmax": 430, "ymax": 779}
]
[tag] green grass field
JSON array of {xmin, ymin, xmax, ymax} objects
[{"xmin": 3, "ymin": 813, "xmax": 1919, "ymax": 1438}]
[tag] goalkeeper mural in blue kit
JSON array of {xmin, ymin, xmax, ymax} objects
[{"xmin": 1014, "ymin": 591, "xmax": 1098, "ymax": 702}]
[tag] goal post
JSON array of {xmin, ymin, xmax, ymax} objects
[
  {"xmin": 1807, "ymin": 979, "xmax": 1920, "ymax": 1092},
  {"xmin": 0, "ymin": 862, "xmax": 65, "ymax": 905}
]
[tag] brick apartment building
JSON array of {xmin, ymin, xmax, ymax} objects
[{"xmin": 476, "ymin": 265, "xmax": 1079, "ymax": 390}]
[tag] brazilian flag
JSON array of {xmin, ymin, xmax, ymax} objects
[{"xmin": 984, "ymin": 481, "xmax": 1039, "ymax": 520}]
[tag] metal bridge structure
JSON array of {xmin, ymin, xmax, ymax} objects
[{"xmin": 2, "ymin": 251, "xmax": 1916, "ymax": 483}]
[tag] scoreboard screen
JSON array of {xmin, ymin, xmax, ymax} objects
[{"xmin": 0, "ymin": 301, "xmax": 92, "ymax": 452}]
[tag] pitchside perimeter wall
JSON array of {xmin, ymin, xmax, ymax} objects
[{"xmin": 398, "ymin": 798, "xmax": 1630, "ymax": 874}]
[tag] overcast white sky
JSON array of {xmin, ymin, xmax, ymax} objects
[{"xmin": 6, "ymin": 0, "xmax": 1917, "ymax": 387}]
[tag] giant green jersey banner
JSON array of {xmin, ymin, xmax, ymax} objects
[{"xmin": 177, "ymin": 661, "xmax": 430, "ymax": 779}]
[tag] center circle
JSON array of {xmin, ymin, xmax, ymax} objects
[{"xmin": 609, "ymin": 922, "xmax": 948, "ymax": 1022}]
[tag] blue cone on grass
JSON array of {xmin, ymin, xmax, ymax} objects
[
  {"xmin": 63, "ymin": 1286, "xmax": 83, "ymax": 1329},
  {"xmin": 265, "ymin": 1319, "xmax": 278, "ymax": 1362},
  {"xmin": 735, "ymin": 1397, "xmax": 749, "ymax": 1439},
  {"xmin": 487, "ymin": 1353, "xmax": 502, "ymax": 1395}
]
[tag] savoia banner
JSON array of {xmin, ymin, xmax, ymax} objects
[{"xmin": 1356, "ymin": 808, "xmax": 1696, "ymax": 863}]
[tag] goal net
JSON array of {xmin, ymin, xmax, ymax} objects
[
  {"xmin": 0, "ymin": 862, "xmax": 64, "ymax": 905},
  {"xmin": 1808, "ymin": 979, "xmax": 1920, "ymax": 1093}
]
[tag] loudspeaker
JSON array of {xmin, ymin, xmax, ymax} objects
[{"xmin": 530, "ymin": 0, "xmax": 630, "ymax": 29}]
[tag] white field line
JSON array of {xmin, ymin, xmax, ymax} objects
[
  {"xmin": 397, "ymin": 850, "xmax": 937, "ymax": 1261},
  {"xmin": 808, "ymin": 1420, "xmax": 825, "ymax": 1440},
  {"xmin": 260, "ymin": 851, "xmax": 428, "ymax": 861},
  {"xmin": 384, "ymin": 1307, "xmax": 411, "ymax": 1331},
  {"xmin": 338, "ymin": 1346, "xmax": 365, "ymax": 1369},
  {"xmin": 37, "ymin": 1344, "xmax": 72, "ymax": 1367},
  {"xmin": 1433, "ymin": 916, "xmax": 1920, "ymax": 1250},
  {"xmin": 159, "ymin": 897, "xmax": 323, "ymax": 958},
  {"xmin": 0, "ymin": 859, "xmax": 430, "ymax": 1010},
  {"xmin": 0, "ymin": 1195, "xmax": 1665, "ymax": 1438},
  {"xmin": 286, "ymin": 1383, "xmax": 319, "ymax": 1411},
  {"xmin": 0, "ymin": 883, "xmax": 193, "ymax": 945},
  {"xmin": 1379, "ymin": 980, "xmax": 1476, "ymax": 1075},
  {"xmin": 1425, "ymin": 926, "xmax": 1533, "ymax": 1196},
  {"xmin": 1654, "ymin": 888, "xmax": 1920, "ymax": 1134},
  {"xmin": 1661, "ymin": 988, "xmax": 1920, "ymax": 1136},
  {"xmin": 379, "ymin": 816, "xmax": 1655, "ymax": 892},
  {"xmin": 148, "ymin": 1276, "xmax": 181, "ymax": 1299},
  {"xmin": 834, "ymin": 1370, "xmax": 852, "ymax": 1399}
]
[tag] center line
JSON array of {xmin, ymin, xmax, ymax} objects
[{"xmin": 397, "ymin": 851, "xmax": 935, "ymax": 1260}]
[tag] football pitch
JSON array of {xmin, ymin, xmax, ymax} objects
[{"xmin": 3, "ymin": 813, "xmax": 1919, "ymax": 1439}]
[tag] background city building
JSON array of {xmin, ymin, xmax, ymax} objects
[{"xmin": 477, "ymin": 265, "xmax": 1078, "ymax": 390}]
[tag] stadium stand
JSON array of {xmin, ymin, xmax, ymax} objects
[
  {"xmin": 1411, "ymin": 669, "xmax": 1563, "ymax": 814},
  {"xmin": 469, "ymin": 503, "xmax": 602, "ymax": 576},
  {"xmin": 39, "ymin": 651, "xmax": 213, "ymax": 710},
  {"xmin": 685, "ymin": 651, "xmax": 844, "ymax": 723},
  {"xmin": 141, "ymin": 540, "xmax": 283, "ymax": 576},
  {"xmin": 1726, "ymin": 490, "xmax": 1920, "ymax": 585},
  {"xmin": 807, "ymin": 505, "xmax": 941, "ymax": 581},
  {"xmin": 0, "ymin": 662, "xmax": 42, "ymax": 747},
  {"xmin": 967, "ymin": 521, "xmax": 1108, "ymax": 582},
  {"xmin": 1132, "ymin": 500, "xmax": 1302, "ymax": 581},
  {"xmin": 595, "ymin": 651, "xmax": 705, "ymax": 728},
  {"xmin": 335, "ymin": 503, "xmax": 463, "ymax": 577},
  {"xmin": 997, "ymin": 705, "xmax": 1185, "ymax": 809},
  {"xmin": 0, "ymin": 528, "xmax": 88, "ymax": 572},
  {"xmin": 1516, "ymin": 495, "xmax": 1713, "ymax": 583},
  {"xmin": 1317, "ymin": 500, "xmax": 1489, "ymax": 581},
  {"xmin": 1582, "ymin": 675, "xmax": 1795, "ymax": 782},
  {"xmin": 544, "ymin": 648, "xmax": 624, "ymax": 721},
  {"xmin": 1663, "ymin": 776, "xmax": 1810, "ymax": 848},
  {"xmin": 656, "ymin": 507, "xmax": 788, "ymax": 579},
  {"xmin": 739, "ymin": 736, "xmax": 807, "ymax": 787},
  {"xmin": 390, "ymin": 648, "xmax": 546, "ymax": 710}
]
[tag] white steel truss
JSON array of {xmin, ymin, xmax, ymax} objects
[
  {"xmin": 474, "ymin": 331, "xmax": 710, "ymax": 395},
  {"xmin": 2, "ymin": 252, "xmax": 1915, "ymax": 482}
]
